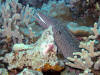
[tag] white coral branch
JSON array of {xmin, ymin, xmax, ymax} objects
[
  {"xmin": 66, "ymin": 23, "xmax": 100, "ymax": 74},
  {"xmin": 89, "ymin": 23, "xmax": 99, "ymax": 39},
  {"xmin": 66, "ymin": 49, "xmax": 93, "ymax": 70}
]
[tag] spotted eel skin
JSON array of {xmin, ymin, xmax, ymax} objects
[{"xmin": 34, "ymin": 12, "xmax": 80, "ymax": 58}]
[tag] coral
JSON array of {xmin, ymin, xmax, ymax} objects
[
  {"xmin": 0, "ymin": 68, "xmax": 8, "ymax": 75},
  {"xmin": 70, "ymin": 0, "xmax": 100, "ymax": 19},
  {"xmin": 94, "ymin": 57, "xmax": 100, "ymax": 70},
  {"xmin": 88, "ymin": 23, "xmax": 99, "ymax": 39},
  {"xmin": 0, "ymin": 0, "xmax": 43, "ymax": 43},
  {"xmin": 19, "ymin": 0, "xmax": 48, "ymax": 8},
  {"xmin": 61, "ymin": 68, "xmax": 77, "ymax": 75},
  {"xmin": 96, "ymin": 2, "xmax": 100, "ymax": 11},
  {"xmin": 98, "ymin": 16, "xmax": 100, "ymax": 29},
  {"xmin": 12, "ymin": 43, "xmax": 33, "ymax": 52},
  {"xmin": 40, "ymin": 0, "xmax": 71, "ymax": 21},
  {"xmin": 0, "ymin": 0, "xmax": 44, "ymax": 56},
  {"xmin": 17, "ymin": 68, "xmax": 43, "ymax": 75},
  {"xmin": 0, "ymin": 0, "xmax": 99, "ymax": 74},
  {"xmin": 66, "ymin": 23, "xmax": 100, "ymax": 75},
  {"xmin": 1, "ymin": 26, "xmax": 64, "ymax": 71},
  {"xmin": 67, "ymin": 22, "xmax": 93, "ymax": 36}
]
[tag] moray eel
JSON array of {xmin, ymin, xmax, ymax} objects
[{"xmin": 34, "ymin": 12, "xmax": 80, "ymax": 59}]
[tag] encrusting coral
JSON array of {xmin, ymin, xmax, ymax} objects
[
  {"xmin": 66, "ymin": 23, "xmax": 100, "ymax": 75},
  {"xmin": 0, "ymin": 26, "xmax": 64, "ymax": 71}
]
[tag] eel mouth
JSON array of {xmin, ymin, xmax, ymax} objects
[
  {"xmin": 34, "ymin": 12, "xmax": 47, "ymax": 28},
  {"xmin": 34, "ymin": 12, "xmax": 53, "ymax": 28},
  {"xmin": 34, "ymin": 13, "xmax": 45, "ymax": 23}
]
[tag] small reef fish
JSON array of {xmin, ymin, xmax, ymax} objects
[{"xmin": 34, "ymin": 12, "xmax": 80, "ymax": 59}]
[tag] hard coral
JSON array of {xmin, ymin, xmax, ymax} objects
[
  {"xmin": 40, "ymin": 0, "xmax": 71, "ymax": 21},
  {"xmin": 0, "ymin": 0, "xmax": 43, "ymax": 44},
  {"xmin": 0, "ymin": 0, "xmax": 43, "ymax": 56},
  {"xmin": 1, "ymin": 26, "xmax": 64, "ymax": 71},
  {"xmin": 66, "ymin": 23, "xmax": 100, "ymax": 75}
]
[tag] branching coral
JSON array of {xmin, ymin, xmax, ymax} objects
[
  {"xmin": 0, "ymin": 0, "xmax": 43, "ymax": 44},
  {"xmin": 66, "ymin": 23, "xmax": 100, "ymax": 75},
  {"xmin": 88, "ymin": 23, "xmax": 99, "ymax": 39},
  {"xmin": 0, "ymin": 0, "xmax": 44, "ymax": 56}
]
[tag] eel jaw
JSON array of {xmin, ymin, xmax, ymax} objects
[{"xmin": 34, "ymin": 12, "xmax": 54, "ymax": 28}]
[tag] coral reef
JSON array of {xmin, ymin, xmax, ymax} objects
[
  {"xmin": 0, "ymin": 0, "xmax": 65, "ymax": 74},
  {"xmin": 40, "ymin": 0, "xmax": 73, "ymax": 24},
  {"xmin": 34, "ymin": 12, "xmax": 81, "ymax": 59},
  {"xmin": 1, "ymin": 26, "xmax": 64, "ymax": 71},
  {"xmin": 66, "ymin": 23, "xmax": 100, "ymax": 75},
  {"xmin": 69, "ymin": 0, "xmax": 100, "ymax": 25},
  {"xmin": 41, "ymin": 0, "xmax": 69, "ymax": 17},
  {"xmin": 0, "ymin": 0, "xmax": 43, "ymax": 56},
  {"xmin": 0, "ymin": 0, "xmax": 43, "ymax": 43},
  {"xmin": 0, "ymin": 0, "xmax": 100, "ymax": 75}
]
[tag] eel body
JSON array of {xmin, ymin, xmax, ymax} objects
[{"xmin": 34, "ymin": 12, "xmax": 80, "ymax": 58}]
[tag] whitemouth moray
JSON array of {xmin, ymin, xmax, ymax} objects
[{"xmin": 34, "ymin": 12, "xmax": 80, "ymax": 59}]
